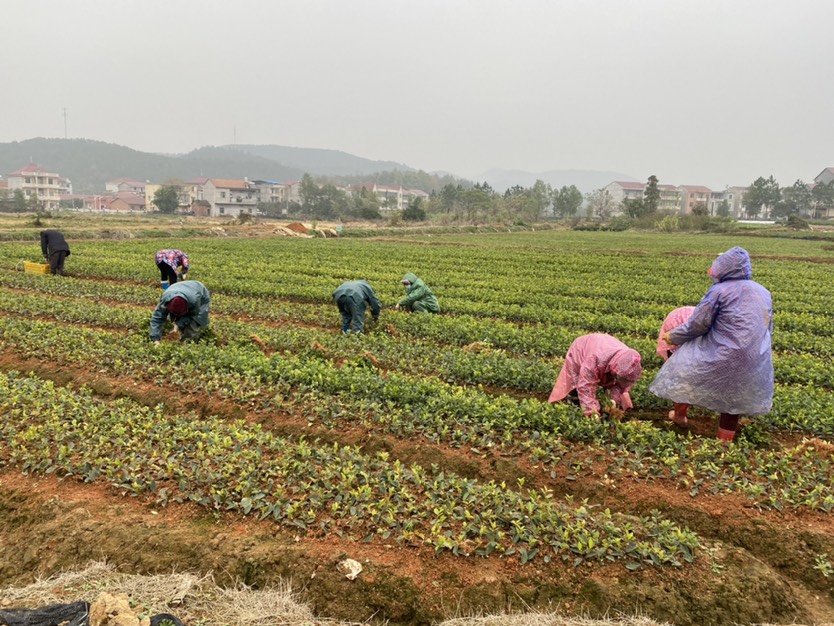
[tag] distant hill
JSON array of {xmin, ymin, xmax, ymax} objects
[
  {"xmin": 479, "ymin": 168, "xmax": 638, "ymax": 194},
  {"xmin": 221, "ymin": 144, "xmax": 413, "ymax": 177},
  {"xmin": 0, "ymin": 139, "xmax": 417, "ymax": 194}
]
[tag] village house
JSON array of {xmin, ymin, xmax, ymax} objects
[
  {"xmin": 105, "ymin": 178, "xmax": 146, "ymax": 195},
  {"xmin": 6, "ymin": 164, "xmax": 72, "ymax": 210},
  {"xmin": 202, "ymin": 178, "xmax": 258, "ymax": 217}
]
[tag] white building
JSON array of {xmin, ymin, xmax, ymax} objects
[
  {"xmin": 6, "ymin": 164, "xmax": 72, "ymax": 210},
  {"xmin": 202, "ymin": 178, "xmax": 258, "ymax": 217}
]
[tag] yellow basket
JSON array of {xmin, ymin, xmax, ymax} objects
[{"xmin": 24, "ymin": 262, "xmax": 51, "ymax": 275}]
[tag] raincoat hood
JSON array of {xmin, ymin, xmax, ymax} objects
[
  {"xmin": 401, "ymin": 272, "xmax": 418, "ymax": 284},
  {"xmin": 608, "ymin": 349, "xmax": 642, "ymax": 382},
  {"xmin": 709, "ymin": 247, "xmax": 752, "ymax": 283}
]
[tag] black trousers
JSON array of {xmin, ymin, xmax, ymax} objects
[
  {"xmin": 157, "ymin": 262, "xmax": 179, "ymax": 284},
  {"xmin": 48, "ymin": 250, "xmax": 68, "ymax": 276}
]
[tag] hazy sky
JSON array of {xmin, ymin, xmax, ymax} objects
[{"xmin": 3, "ymin": 0, "xmax": 832, "ymax": 188}]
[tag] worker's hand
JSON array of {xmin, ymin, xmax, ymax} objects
[
  {"xmin": 608, "ymin": 406, "xmax": 625, "ymax": 421},
  {"xmin": 181, "ymin": 272, "xmax": 188, "ymax": 281},
  {"xmin": 372, "ymin": 315, "xmax": 379, "ymax": 323},
  {"xmin": 152, "ymin": 340, "xmax": 161, "ymax": 347},
  {"xmin": 662, "ymin": 331, "xmax": 674, "ymax": 345},
  {"xmin": 395, "ymin": 304, "xmax": 401, "ymax": 310}
]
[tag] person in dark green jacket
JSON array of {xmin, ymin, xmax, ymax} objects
[
  {"xmin": 150, "ymin": 280, "xmax": 211, "ymax": 344},
  {"xmin": 396, "ymin": 272, "xmax": 439, "ymax": 313},
  {"xmin": 332, "ymin": 280, "xmax": 381, "ymax": 334}
]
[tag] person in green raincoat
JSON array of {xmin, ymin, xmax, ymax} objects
[{"xmin": 395, "ymin": 272, "xmax": 439, "ymax": 313}]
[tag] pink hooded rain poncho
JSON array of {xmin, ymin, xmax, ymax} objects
[
  {"xmin": 549, "ymin": 334, "xmax": 643, "ymax": 417},
  {"xmin": 656, "ymin": 306, "xmax": 696, "ymax": 360}
]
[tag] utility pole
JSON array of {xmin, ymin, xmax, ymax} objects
[{"xmin": 62, "ymin": 108, "xmax": 68, "ymax": 139}]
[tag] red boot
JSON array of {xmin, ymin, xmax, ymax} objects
[
  {"xmin": 667, "ymin": 403, "xmax": 689, "ymax": 426},
  {"xmin": 717, "ymin": 428, "xmax": 735, "ymax": 441},
  {"xmin": 718, "ymin": 413, "xmax": 739, "ymax": 442}
]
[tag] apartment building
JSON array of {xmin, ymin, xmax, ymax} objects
[
  {"xmin": 709, "ymin": 186, "xmax": 746, "ymax": 218},
  {"xmin": 347, "ymin": 183, "xmax": 429, "ymax": 211},
  {"xmin": 602, "ymin": 181, "xmax": 645, "ymax": 206},
  {"xmin": 677, "ymin": 185, "xmax": 712, "ymax": 214},
  {"xmin": 202, "ymin": 178, "xmax": 258, "ymax": 217},
  {"xmin": 6, "ymin": 163, "xmax": 72, "ymax": 210},
  {"xmin": 602, "ymin": 181, "xmax": 681, "ymax": 214}
]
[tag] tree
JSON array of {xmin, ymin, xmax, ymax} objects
[
  {"xmin": 529, "ymin": 180, "xmax": 553, "ymax": 218},
  {"xmin": 458, "ymin": 186, "xmax": 494, "ymax": 222},
  {"xmin": 402, "ymin": 197, "xmax": 426, "ymax": 221},
  {"xmin": 154, "ymin": 185, "xmax": 180, "ymax": 214},
  {"xmin": 439, "ymin": 183, "xmax": 460, "ymax": 214},
  {"xmin": 623, "ymin": 198, "xmax": 656, "ymax": 218},
  {"xmin": 691, "ymin": 203, "xmax": 709, "ymax": 216},
  {"xmin": 743, "ymin": 176, "xmax": 780, "ymax": 218},
  {"xmin": 552, "ymin": 185, "xmax": 583, "ymax": 219},
  {"xmin": 585, "ymin": 189, "xmax": 617, "ymax": 219},
  {"xmin": 299, "ymin": 173, "xmax": 320, "ymax": 212},
  {"xmin": 13, "ymin": 189, "xmax": 27, "ymax": 212},
  {"xmin": 812, "ymin": 181, "xmax": 834, "ymax": 218},
  {"xmin": 643, "ymin": 175, "xmax": 661, "ymax": 214},
  {"xmin": 350, "ymin": 186, "xmax": 382, "ymax": 220},
  {"xmin": 775, "ymin": 179, "xmax": 813, "ymax": 218},
  {"xmin": 716, "ymin": 199, "xmax": 731, "ymax": 218},
  {"xmin": 300, "ymin": 174, "xmax": 346, "ymax": 218},
  {"xmin": 26, "ymin": 192, "xmax": 42, "ymax": 212}
]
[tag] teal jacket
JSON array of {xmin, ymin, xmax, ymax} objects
[
  {"xmin": 332, "ymin": 280, "xmax": 381, "ymax": 317},
  {"xmin": 398, "ymin": 272, "xmax": 440, "ymax": 313},
  {"xmin": 149, "ymin": 280, "xmax": 211, "ymax": 341}
]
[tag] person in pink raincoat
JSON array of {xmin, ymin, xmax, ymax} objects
[
  {"xmin": 548, "ymin": 334, "xmax": 643, "ymax": 418},
  {"xmin": 656, "ymin": 306, "xmax": 695, "ymax": 426}
]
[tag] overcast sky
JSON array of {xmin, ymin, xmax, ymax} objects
[{"xmin": 3, "ymin": 0, "xmax": 832, "ymax": 188}]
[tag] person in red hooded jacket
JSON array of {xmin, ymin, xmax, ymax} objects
[
  {"xmin": 548, "ymin": 334, "xmax": 642, "ymax": 418},
  {"xmin": 656, "ymin": 306, "xmax": 696, "ymax": 426}
]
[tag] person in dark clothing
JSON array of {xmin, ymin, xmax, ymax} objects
[
  {"xmin": 149, "ymin": 280, "xmax": 211, "ymax": 344},
  {"xmin": 332, "ymin": 280, "xmax": 381, "ymax": 334},
  {"xmin": 40, "ymin": 230, "xmax": 70, "ymax": 276}
]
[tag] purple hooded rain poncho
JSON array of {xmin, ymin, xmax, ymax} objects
[{"xmin": 648, "ymin": 247, "xmax": 774, "ymax": 415}]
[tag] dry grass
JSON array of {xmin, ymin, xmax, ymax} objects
[{"xmin": 0, "ymin": 563, "xmax": 828, "ymax": 626}]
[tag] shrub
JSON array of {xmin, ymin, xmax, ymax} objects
[
  {"xmin": 787, "ymin": 214, "xmax": 810, "ymax": 230},
  {"xmin": 604, "ymin": 216, "xmax": 633, "ymax": 232}
]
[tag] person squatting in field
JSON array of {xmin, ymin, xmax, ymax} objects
[
  {"xmin": 155, "ymin": 249, "xmax": 189, "ymax": 290},
  {"xmin": 649, "ymin": 247, "xmax": 774, "ymax": 442},
  {"xmin": 548, "ymin": 333, "xmax": 643, "ymax": 418},
  {"xmin": 395, "ymin": 272, "xmax": 440, "ymax": 313},
  {"xmin": 40, "ymin": 229, "xmax": 70, "ymax": 276},
  {"xmin": 150, "ymin": 280, "xmax": 211, "ymax": 344},
  {"xmin": 656, "ymin": 306, "xmax": 696, "ymax": 426},
  {"xmin": 332, "ymin": 280, "xmax": 381, "ymax": 334}
]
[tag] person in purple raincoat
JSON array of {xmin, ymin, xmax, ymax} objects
[{"xmin": 649, "ymin": 247, "xmax": 773, "ymax": 441}]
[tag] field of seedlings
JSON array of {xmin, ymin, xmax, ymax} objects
[{"xmin": 0, "ymin": 216, "xmax": 832, "ymax": 626}]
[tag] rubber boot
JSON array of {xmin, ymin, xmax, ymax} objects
[
  {"xmin": 717, "ymin": 428, "xmax": 736, "ymax": 442},
  {"xmin": 161, "ymin": 280, "xmax": 170, "ymax": 290},
  {"xmin": 668, "ymin": 403, "xmax": 689, "ymax": 426},
  {"xmin": 718, "ymin": 413, "xmax": 739, "ymax": 442}
]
